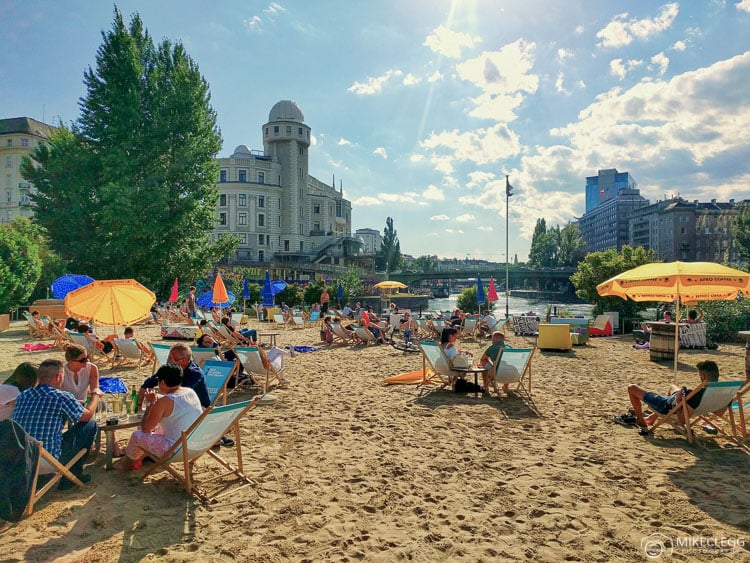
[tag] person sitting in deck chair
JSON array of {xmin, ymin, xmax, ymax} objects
[{"xmin": 625, "ymin": 360, "xmax": 722, "ymax": 431}]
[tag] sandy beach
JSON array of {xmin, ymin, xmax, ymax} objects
[{"xmin": 0, "ymin": 318, "xmax": 748, "ymax": 562}]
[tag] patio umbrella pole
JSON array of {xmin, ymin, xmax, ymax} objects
[{"xmin": 673, "ymin": 297, "xmax": 680, "ymax": 382}]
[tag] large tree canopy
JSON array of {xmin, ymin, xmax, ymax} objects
[
  {"xmin": 22, "ymin": 8, "xmax": 235, "ymax": 297},
  {"xmin": 0, "ymin": 218, "xmax": 44, "ymax": 313}
]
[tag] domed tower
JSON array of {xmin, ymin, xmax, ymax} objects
[{"xmin": 262, "ymin": 100, "xmax": 311, "ymax": 250}]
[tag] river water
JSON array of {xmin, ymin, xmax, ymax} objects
[{"xmin": 429, "ymin": 291, "xmax": 593, "ymax": 319}]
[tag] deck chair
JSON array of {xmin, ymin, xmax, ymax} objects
[
  {"xmin": 142, "ymin": 397, "xmax": 260, "ymax": 502},
  {"xmin": 23, "ymin": 312, "xmax": 54, "ymax": 339},
  {"xmin": 51, "ymin": 323, "xmax": 70, "ymax": 350},
  {"xmin": 331, "ymin": 322, "xmax": 355, "ymax": 345},
  {"xmin": 191, "ymin": 346, "xmax": 220, "ymax": 368},
  {"xmin": 648, "ymin": 380, "xmax": 746, "ymax": 446},
  {"xmin": 291, "ymin": 315, "xmax": 305, "ymax": 329},
  {"xmin": 202, "ymin": 359, "xmax": 239, "ymax": 406},
  {"xmin": 150, "ymin": 342, "xmax": 173, "ymax": 374},
  {"xmin": 417, "ymin": 340, "xmax": 455, "ymax": 391},
  {"xmin": 25, "ymin": 437, "xmax": 87, "ymax": 516},
  {"xmin": 308, "ymin": 310, "xmax": 321, "ymax": 325},
  {"xmin": 230, "ymin": 312, "xmax": 244, "ymax": 328},
  {"xmin": 489, "ymin": 347, "xmax": 535, "ymax": 405},
  {"xmin": 588, "ymin": 315, "xmax": 613, "ymax": 337},
  {"xmin": 272, "ymin": 314, "xmax": 287, "ymax": 328},
  {"xmin": 112, "ymin": 338, "xmax": 147, "ymax": 370},
  {"xmin": 461, "ymin": 316, "xmax": 479, "ymax": 338},
  {"xmin": 354, "ymin": 325, "xmax": 377, "ymax": 346},
  {"xmin": 67, "ymin": 332, "xmax": 109, "ymax": 363},
  {"xmin": 234, "ymin": 346, "xmax": 284, "ymax": 392},
  {"xmin": 415, "ymin": 318, "xmax": 432, "ymax": 338}
]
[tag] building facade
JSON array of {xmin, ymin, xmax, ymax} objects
[
  {"xmin": 585, "ymin": 168, "xmax": 637, "ymax": 213},
  {"xmin": 0, "ymin": 118, "xmax": 57, "ymax": 223},
  {"xmin": 214, "ymin": 101, "xmax": 361, "ymax": 277},
  {"xmin": 577, "ymin": 187, "xmax": 649, "ymax": 253},
  {"xmin": 355, "ymin": 228, "xmax": 382, "ymax": 254}
]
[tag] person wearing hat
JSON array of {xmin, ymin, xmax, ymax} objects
[{"xmin": 114, "ymin": 364, "xmax": 203, "ymax": 470}]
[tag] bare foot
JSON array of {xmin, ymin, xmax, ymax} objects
[{"xmin": 113, "ymin": 457, "xmax": 142, "ymax": 471}]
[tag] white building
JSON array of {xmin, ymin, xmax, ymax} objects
[
  {"xmin": 355, "ymin": 228, "xmax": 382, "ymax": 254},
  {"xmin": 214, "ymin": 101, "xmax": 360, "ymax": 275}
]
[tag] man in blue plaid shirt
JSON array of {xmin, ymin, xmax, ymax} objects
[{"xmin": 12, "ymin": 358, "xmax": 100, "ymax": 489}]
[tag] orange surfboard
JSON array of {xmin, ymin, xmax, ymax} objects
[{"xmin": 383, "ymin": 369, "xmax": 432, "ymax": 385}]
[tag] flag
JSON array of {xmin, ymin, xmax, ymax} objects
[
  {"xmin": 168, "ymin": 278, "xmax": 179, "ymax": 303},
  {"xmin": 506, "ymin": 175, "xmax": 513, "ymax": 197}
]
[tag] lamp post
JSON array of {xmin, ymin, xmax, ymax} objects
[{"xmin": 505, "ymin": 175, "xmax": 513, "ymax": 319}]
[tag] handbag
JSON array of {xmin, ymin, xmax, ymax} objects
[{"xmin": 451, "ymin": 352, "xmax": 472, "ymax": 369}]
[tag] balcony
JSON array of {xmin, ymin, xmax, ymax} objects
[{"xmin": 18, "ymin": 181, "xmax": 30, "ymax": 189}]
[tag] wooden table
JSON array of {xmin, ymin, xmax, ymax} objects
[
  {"xmin": 258, "ymin": 332, "xmax": 279, "ymax": 347},
  {"xmin": 98, "ymin": 416, "xmax": 141, "ymax": 470}
]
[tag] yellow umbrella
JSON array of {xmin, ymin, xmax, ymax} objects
[
  {"xmin": 597, "ymin": 261, "xmax": 750, "ymax": 376},
  {"xmin": 373, "ymin": 281, "xmax": 407, "ymax": 290},
  {"xmin": 64, "ymin": 279, "xmax": 156, "ymax": 327}
]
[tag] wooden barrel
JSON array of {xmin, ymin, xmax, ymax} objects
[{"xmin": 649, "ymin": 322, "xmax": 676, "ymax": 361}]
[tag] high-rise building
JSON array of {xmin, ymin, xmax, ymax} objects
[
  {"xmin": 578, "ymin": 187, "xmax": 649, "ymax": 253},
  {"xmin": 0, "ymin": 117, "xmax": 57, "ymax": 223},
  {"xmin": 214, "ymin": 101, "xmax": 359, "ymax": 274},
  {"xmin": 585, "ymin": 168, "xmax": 637, "ymax": 213}
]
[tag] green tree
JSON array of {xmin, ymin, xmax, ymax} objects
[
  {"xmin": 275, "ymin": 284, "xmax": 303, "ymax": 307},
  {"xmin": 570, "ymin": 245, "xmax": 655, "ymax": 315},
  {"xmin": 456, "ymin": 286, "xmax": 480, "ymax": 314},
  {"xmin": 22, "ymin": 8, "xmax": 235, "ymax": 297},
  {"xmin": 733, "ymin": 202, "xmax": 750, "ymax": 268},
  {"xmin": 338, "ymin": 265, "xmax": 363, "ymax": 304},
  {"xmin": 303, "ymin": 279, "xmax": 328, "ymax": 308},
  {"xmin": 558, "ymin": 223, "xmax": 586, "ymax": 268},
  {"xmin": 0, "ymin": 218, "xmax": 43, "ymax": 312},
  {"xmin": 528, "ymin": 218, "xmax": 558, "ymax": 268},
  {"xmin": 376, "ymin": 217, "xmax": 402, "ymax": 274},
  {"xmin": 413, "ymin": 255, "xmax": 438, "ymax": 273}
]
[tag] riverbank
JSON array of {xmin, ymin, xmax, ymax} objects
[{"xmin": 1, "ymin": 320, "xmax": 748, "ymax": 560}]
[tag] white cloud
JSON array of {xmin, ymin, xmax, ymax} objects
[
  {"xmin": 577, "ymin": 79, "xmax": 587, "ymax": 89},
  {"xmin": 456, "ymin": 213, "xmax": 475, "ymax": 222},
  {"xmin": 575, "ymin": 25, "xmax": 584, "ymax": 35},
  {"xmin": 373, "ymin": 147, "xmax": 388, "ymax": 159},
  {"xmin": 555, "ymin": 72, "xmax": 570, "ymax": 94},
  {"xmin": 348, "ymin": 69, "xmax": 403, "ymax": 95},
  {"xmin": 421, "ymin": 123, "xmax": 522, "ymax": 168},
  {"xmin": 445, "ymin": 228, "xmax": 465, "ymax": 234},
  {"xmin": 738, "ymin": 0, "xmax": 750, "ymax": 13},
  {"xmin": 478, "ymin": 226, "xmax": 494, "ymax": 232},
  {"xmin": 264, "ymin": 2, "xmax": 286, "ymax": 15},
  {"xmin": 431, "ymin": 214, "xmax": 450, "ymax": 221},
  {"xmin": 423, "ymin": 25, "xmax": 482, "ymax": 59},
  {"xmin": 422, "ymin": 185, "xmax": 445, "ymax": 200},
  {"xmin": 557, "ymin": 48, "xmax": 573, "ymax": 62},
  {"xmin": 650, "ymin": 52, "xmax": 670, "ymax": 76},
  {"xmin": 350, "ymin": 196, "xmax": 382, "ymax": 206},
  {"xmin": 402, "ymin": 73, "xmax": 421, "ymax": 86},
  {"xmin": 427, "ymin": 71, "xmax": 443, "ymax": 82},
  {"xmin": 466, "ymin": 171, "xmax": 496, "ymax": 189},
  {"xmin": 243, "ymin": 16, "xmax": 262, "ymax": 31},
  {"xmin": 409, "ymin": 154, "xmax": 425, "ymax": 163},
  {"xmin": 596, "ymin": 3, "xmax": 679, "ymax": 48},
  {"xmin": 609, "ymin": 58, "xmax": 644, "ymax": 80},
  {"xmin": 672, "ymin": 40, "xmax": 687, "ymax": 51},
  {"xmin": 337, "ymin": 137, "xmax": 351, "ymax": 146}
]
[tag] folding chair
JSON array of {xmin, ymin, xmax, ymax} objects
[
  {"xmin": 150, "ymin": 342, "xmax": 173, "ymax": 374},
  {"xmin": 234, "ymin": 346, "xmax": 285, "ymax": 393},
  {"xmin": 496, "ymin": 347, "xmax": 535, "ymax": 405},
  {"xmin": 191, "ymin": 346, "xmax": 220, "ymax": 368},
  {"xmin": 648, "ymin": 380, "xmax": 746, "ymax": 446},
  {"xmin": 417, "ymin": 340, "xmax": 456, "ymax": 392},
  {"xmin": 112, "ymin": 338, "xmax": 148, "ymax": 371},
  {"xmin": 331, "ymin": 322, "xmax": 355, "ymax": 345},
  {"xmin": 142, "ymin": 397, "xmax": 260, "ymax": 502},
  {"xmin": 67, "ymin": 332, "xmax": 109, "ymax": 363}
]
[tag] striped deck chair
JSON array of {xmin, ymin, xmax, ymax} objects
[
  {"xmin": 234, "ymin": 346, "xmax": 285, "ymax": 392},
  {"xmin": 150, "ymin": 342, "xmax": 173, "ymax": 373},
  {"xmin": 202, "ymin": 359, "xmax": 239, "ymax": 406}
]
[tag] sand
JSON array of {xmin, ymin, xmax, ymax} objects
[{"xmin": 0, "ymin": 319, "xmax": 748, "ymax": 562}]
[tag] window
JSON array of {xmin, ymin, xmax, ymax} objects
[
  {"xmin": 21, "ymin": 138, "xmax": 28, "ymax": 147},
  {"xmin": 336, "ymin": 200, "xmax": 343, "ymax": 218},
  {"xmin": 284, "ymin": 240, "xmax": 290, "ymax": 251},
  {"xmin": 239, "ymin": 234, "xmax": 247, "ymax": 245},
  {"xmin": 219, "ymin": 170, "xmax": 227, "ymax": 182},
  {"xmin": 265, "ymin": 127, "xmax": 269, "ymax": 136},
  {"xmin": 299, "ymin": 207, "xmax": 303, "ymax": 218},
  {"xmin": 219, "ymin": 194, "xmax": 227, "ymax": 207},
  {"xmin": 5, "ymin": 157, "xmax": 11, "ymax": 168},
  {"xmin": 6, "ymin": 191, "xmax": 11, "ymax": 203},
  {"xmin": 313, "ymin": 222, "xmax": 320, "ymax": 230},
  {"xmin": 286, "ymin": 125, "xmax": 292, "ymax": 134},
  {"xmin": 5, "ymin": 140, "xmax": 11, "ymax": 147},
  {"xmin": 299, "ymin": 241, "xmax": 304, "ymax": 251},
  {"xmin": 299, "ymin": 224, "xmax": 303, "ymax": 235},
  {"xmin": 274, "ymin": 125, "xmax": 279, "ymax": 135},
  {"xmin": 239, "ymin": 170, "xmax": 247, "ymax": 182},
  {"xmin": 258, "ymin": 172, "xmax": 265, "ymax": 184},
  {"xmin": 258, "ymin": 234, "xmax": 265, "ymax": 245},
  {"xmin": 238, "ymin": 212, "xmax": 247, "ymax": 225},
  {"xmin": 258, "ymin": 214, "xmax": 265, "ymax": 227},
  {"xmin": 259, "ymin": 250, "xmax": 264, "ymax": 261},
  {"xmin": 239, "ymin": 193, "xmax": 247, "ymax": 206},
  {"xmin": 298, "ymin": 127, "xmax": 303, "ymax": 136},
  {"xmin": 313, "ymin": 204, "xmax": 320, "ymax": 214},
  {"xmin": 219, "ymin": 212, "xmax": 226, "ymax": 225},
  {"xmin": 299, "ymin": 146, "xmax": 303, "ymax": 156},
  {"xmin": 258, "ymin": 195, "xmax": 265, "ymax": 208}
]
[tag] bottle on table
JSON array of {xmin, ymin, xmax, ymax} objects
[{"xmin": 130, "ymin": 386, "xmax": 138, "ymax": 413}]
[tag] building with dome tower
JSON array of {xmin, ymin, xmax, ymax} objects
[{"xmin": 213, "ymin": 100, "xmax": 363, "ymax": 280}]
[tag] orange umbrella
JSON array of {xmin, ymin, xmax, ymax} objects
[
  {"xmin": 212, "ymin": 273, "xmax": 230, "ymax": 306},
  {"xmin": 64, "ymin": 279, "xmax": 156, "ymax": 327}
]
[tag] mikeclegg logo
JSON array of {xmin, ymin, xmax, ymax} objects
[{"xmin": 642, "ymin": 533, "xmax": 673, "ymax": 558}]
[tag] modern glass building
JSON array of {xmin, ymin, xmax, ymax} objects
[{"xmin": 585, "ymin": 168, "xmax": 637, "ymax": 213}]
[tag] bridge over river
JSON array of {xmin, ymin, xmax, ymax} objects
[{"xmin": 388, "ymin": 267, "xmax": 577, "ymax": 293}]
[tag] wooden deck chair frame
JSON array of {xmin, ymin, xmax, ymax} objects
[
  {"xmin": 331, "ymin": 322, "xmax": 355, "ymax": 345},
  {"xmin": 461, "ymin": 316, "xmax": 479, "ymax": 338},
  {"xmin": 26, "ymin": 442, "xmax": 87, "ymax": 516},
  {"xmin": 142, "ymin": 397, "xmax": 260, "ymax": 502},
  {"xmin": 202, "ymin": 359, "xmax": 239, "ymax": 406},
  {"xmin": 234, "ymin": 346, "xmax": 282, "ymax": 392},
  {"xmin": 734, "ymin": 382, "xmax": 750, "ymax": 440},
  {"xmin": 490, "ymin": 347, "xmax": 536, "ymax": 408},
  {"xmin": 112, "ymin": 338, "xmax": 145, "ymax": 370},
  {"xmin": 290, "ymin": 315, "xmax": 305, "ymax": 329},
  {"xmin": 230, "ymin": 312, "xmax": 244, "ymax": 328},
  {"xmin": 51, "ymin": 324, "xmax": 71, "ymax": 350},
  {"xmin": 23, "ymin": 311, "xmax": 54, "ymax": 339},
  {"xmin": 417, "ymin": 340, "xmax": 456, "ymax": 393},
  {"xmin": 648, "ymin": 380, "xmax": 747, "ymax": 447},
  {"xmin": 150, "ymin": 342, "xmax": 173, "ymax": 374},
  {"xmin": 354, "ymin": 325, "xmax": 377, "ymax": 346},
  {"xmin": 307, "ymin": 310, "xmax": 321, "ymax": 326},
  {"xmin": 67, "ymin": 332, "xmax": 109, "ymax": 363},
  {"xmin": 272, "ymin": 314, "xmax": 287, "ymax": 329}
]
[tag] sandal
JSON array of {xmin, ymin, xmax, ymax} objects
[{"xmin": 613, "ymin": 414, "xmax": 637, "ymax": 428}]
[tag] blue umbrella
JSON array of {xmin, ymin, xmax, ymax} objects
[
  {"xmin": 337, "ymin": 282, "xmax": 343, "ymax": 306},
  {"xmin": 260, "ymin": 271, "xmax": 275, "ymax": 306},
  {"xmin": 476, "ymin": 275, "xmax": 486, "ymax": 310},
  {"xmin": 196, "ymin": 289, "xmax": 236, "ymax": 309},
  {"xmin": 242, "ymin": 277, "xmax": 250, "ymax": 299},
  {"xmin": 51, "ymin": 274, "xmax": 94, "ymax": 299}
]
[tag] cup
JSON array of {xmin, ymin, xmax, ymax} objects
[{"xmin": 112, "ymin": 395, "xmax": 124, "ymax": 420}]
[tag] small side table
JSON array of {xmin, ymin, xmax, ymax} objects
[
  {"xmin": 258, "ymin": 332, "xmax": 279, "ymax": 348},
  {"xmin": 98, "ymin": 417, "xmax": 141, "ymax": 470}
]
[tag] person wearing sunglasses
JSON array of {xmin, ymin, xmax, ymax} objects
[{"xmin": 61, "ymin": 343, "xmax": 102, "ymax": 402}]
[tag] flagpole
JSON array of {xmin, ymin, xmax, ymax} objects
[{"xmin": 505, "ymin": 175, "xmax": 512, "ymax": 319}]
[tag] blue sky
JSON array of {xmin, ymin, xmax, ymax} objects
[{"xmin": 3, "ymin": 1, "xmax": 750, "ymax": 262}]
